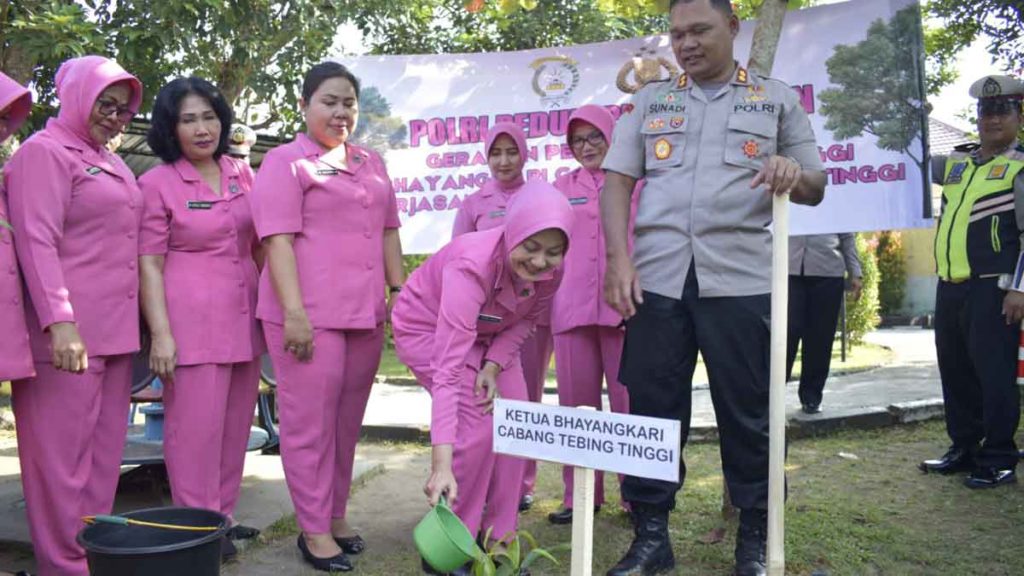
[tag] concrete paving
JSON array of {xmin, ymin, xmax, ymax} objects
[
  {"xmin": 360, "ymin": 326, "xmax": 943, "ymax": 439},
  {"xmin": 0, "ymin": 327, "xmax": 944, "ymax": 574}
]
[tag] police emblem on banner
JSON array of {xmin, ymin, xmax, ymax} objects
[
  {"xmin": 615, "ymin": 46, "xmax": 679, "ymax": 94},
  {"xmin": 946, "ymin": 162, "xmax": 967, "ymax": 184},
  {"xmin": 742, "ymin": 139, "xmax": 760, "ymax": 159},
  {"xmin": 530, "ymin": 55, "xmax": 580, "ymax": 108},
  {"xmin": 654, "ymin": 138, "xmax": 672, "ymax": 160}
]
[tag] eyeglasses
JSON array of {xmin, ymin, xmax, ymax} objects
[
  {"xmin": 96, "ymin": 98, "xmax": 134, "ymax": 121},
  {"xmin": 570, "ymin": 131, "xmax": 606, "ymax": 150},
  {"xmin": 977, "ymin": 97, "xmax": 1022, "ymax": 118}
]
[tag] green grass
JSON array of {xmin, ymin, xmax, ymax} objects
[
  {"xmin": 376, "ymin": 341, "xmax": 895, "ymax": 383},
  {"xmin": 250, "ymin": 420, "xmax": 1024, "ymax": 575}
]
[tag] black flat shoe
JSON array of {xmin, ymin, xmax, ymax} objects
[
  {"xmin": 297, "ymin": 534, "xmax": 353, "ymax": 572},
  {"xmin": 548, "ymin": 505, "xmax": 602, "ymax": 525},
  {"xmin": 334, "ymin": 534, "xmax": 365, "ymax": 554},
  {"xmin": 964, "ymin": 467, "xmax": 1017, "ymax": 489},
  {"xmin": 227, "ymin": 524, "xmax": 261, "ymax": 540},
  {"xmin": 518, "ymin": 494, "xmax": 534, "ymax": 512},
  {"xmin": 800, "ymin": 403, "xmax": 821, "ymax": 415}
]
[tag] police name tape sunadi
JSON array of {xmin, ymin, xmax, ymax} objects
[
  {"xmin": 341, "ymin": 0, "xmax": 929, "ymax": 254},
  {"xmin": 493, "ymin": 399, "xmax": 681, "ymax": 482}
]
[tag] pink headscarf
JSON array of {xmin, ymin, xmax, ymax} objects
[
  {"xmin": 485, "ymin": 121, "xmax": 528, "ymax": 191},
  {"xmin": 566, "ymin": 104, "xmax": 614, "ymax": 175},
  {"xmin": 0, "ymin": 72, "xmax": 31, "ymax": 137},
  {"xmin": 53, "ymin": 55, "xmax": 142, "ymax": 146},
  {"xmin": 503, "ymin": 180, "xmax": 575, "ymax": 280}
]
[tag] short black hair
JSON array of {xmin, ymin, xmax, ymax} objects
[
  {"xmin": 147, "ymin": 76, "xmax": 233, "ymax": 163},
  {"xmin": 301, "ymin": 61, "xmax": 361, "ymax": 103},
  {"xmin": 669, "ymin": 0, "xmax": 734, "ymax": 16}
]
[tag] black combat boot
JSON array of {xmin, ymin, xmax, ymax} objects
[
  {"xmin": 734, "ymin": 508, "xmax": 767, "ymax": 576},
  {"xmin": 605, "ymin": 504, "xmax": 675, "ymax": 576}
]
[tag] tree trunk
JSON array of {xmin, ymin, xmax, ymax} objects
[{"xmin": 747, "ymin": 0, "xmax": 789, "ymax": 76}]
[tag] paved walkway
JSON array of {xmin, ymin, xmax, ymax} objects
[
  {"xmin": 361, "ymin": 326, "xmax": 943, "ymax": 438},
  {"xmin": 0, "ymin": 327, "xmax": 943, "ymax": 574}
]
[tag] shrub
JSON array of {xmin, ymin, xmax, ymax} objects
[
  {"xmin": 844, "ymin": 233, "xmax": 880, "ymax": 345},
  {"xmin": 875, "ymin": 230, "xmax": 906, "ymax": 317}
]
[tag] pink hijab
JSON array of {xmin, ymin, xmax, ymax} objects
[
  {"xmin": 503, "ymin": 180, "xmax": 575, "ymax": 281},
  {"xmin": 0, "ymin": 72, "xmax": 31, "ymax": 138},
  {"xmin": 566, "ymin": 104, "xmax": 614, "ymax": 176},
  {"xmin": 485, "ymin": 121, "xmax": 528, "ymax": 191},
  {"xmin": 52, "ymin": 55, "xmax": 142, "ymax": 147}
]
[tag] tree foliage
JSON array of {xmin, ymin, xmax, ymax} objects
[
  {"xmin": 351, "ymin": 0, "xmax": 668, "ymax": 56},
  {"xmin": 88, "ymin": 0, "xmax": 352, "ymax": 129},
  {"xmin": 927, "ymin": 0, "xmax": 1022, "ymax": 73},
  {"xmin": 819, "ymin": 6, "xmax": 926, "ymax": 164}
]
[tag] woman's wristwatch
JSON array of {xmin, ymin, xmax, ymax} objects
[{"xmin": 389, "ymin": 285, "xmax": 402, "ymax": 295}]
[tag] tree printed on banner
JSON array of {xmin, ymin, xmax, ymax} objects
[
  {"xmin": 353, "ymin": 87, "xmax": 409, "ymax": 151},
  {"xmin": 818, "ymin": 6, "xmax": 927, "ymax": 186}
]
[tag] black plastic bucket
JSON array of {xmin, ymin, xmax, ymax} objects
[{"xmin": 77, "ymin": 507, "xmax": 228, "ymax": 576}]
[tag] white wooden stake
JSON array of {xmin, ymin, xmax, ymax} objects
[
  {"xmin": 571, "ymin": 407, "xmax": 597, "ymax": 576},
  {"xmin": 767, "ymin": 193, "xmax": 789, "ymax": 575}
]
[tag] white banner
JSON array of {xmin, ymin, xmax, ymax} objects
[
  {"xmin": 341, "ymin": 0, "xmax": 930, "ymax": 254},
  {"xmin": 492, "ymin": 399, "xmax": 681, "ymax": 482}
]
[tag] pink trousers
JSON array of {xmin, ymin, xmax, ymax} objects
[
  {"xmin": 264, "ymin": 322, "xmax": 381, "ymax": 534},
  {"xmin": 162, "ymin": 360, "xmax": 260, "ymax": 517},
  {"xmin": 518, "ymin": 326, "xmax": 553, "ymax": 499},
  {"xmin": 399, "ymin": 330, "xmax": 529, "ymax": 541},
  {"xmin": 553, "ymin": 325, "xmax": 630, "ymax": 507},
  {"xmin": 12, "ymin": 355, "xmax": 132, "ymax": 576}
]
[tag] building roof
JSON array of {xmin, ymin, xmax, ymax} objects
[{"xmin": 928, "ymin": 117, "xmax": 975, "ymax": 156}]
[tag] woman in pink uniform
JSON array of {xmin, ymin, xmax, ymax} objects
[
  {"xmin": 138, "ymin": 76, "xmax": 265, "ymax": 554},
  {"xmin": 451, "ymin": 122, "xmax": 552, "ymax": 511},
  {"xmin": 4, "ymin": 55, "xmax": 142, "ymax": 576},
  {"xmin": 393, "ymin": 182, "xmax": 574, "ymax": 574},
  {"xmin": 250, "ymin": 61, "xmax": 404, "ymax": 573},
  {"xmin": 548, "ymin": 105, "xmax": 634, "ymax": 525},
  {"xmin": 0, "ymin": 73, "xmax": 33, "ymax": 383}
]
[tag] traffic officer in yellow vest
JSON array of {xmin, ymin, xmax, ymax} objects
[
  {"xmin": 920, "ymin": 74, "xmax": 1024, "ymax": 488},
  {"xmin": 601, "ymin": 0, "xmax": 825, "ymax": 574}
]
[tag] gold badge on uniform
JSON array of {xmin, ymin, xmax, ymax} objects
[
  {"xmin": 744, "ymin": 85, "xmax": 767, "ymax": 102},
  {"xmin": 987, "ymin": 164, "xmax": 1009, "ymax": 180},
  {"xmin": 647, "ymin": 118, "xmax": 666, "ymax": 131},
  {"xmin": 736, "ymin": 67, "xmax": 748, "ymax": 84},
  {"xmin": 654, "ymin": 138, "xmax": 672, "ymax": 160},
  {"xmin": 676, "ymin": 73, "xmax": 688, "ymax": 89},
  {"xmin": 742, "ymin": 139, "xmax": 760, "ymax": 159}
]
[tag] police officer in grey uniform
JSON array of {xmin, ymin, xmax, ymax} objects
[
  {"xmin": 787, "ymin": 233, "xmax": 862, "ymax": 414},
  {"xmin": 600, "ymin": 0, "xmax": 826, "ymax": 574},
  {"xmin": 919, "ymin": 74, "xmax": 1024, "ymax": 488}
]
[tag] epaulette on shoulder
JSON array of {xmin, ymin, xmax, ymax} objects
[
  {"xmin": 953, "ymin": 142, "xmax": 980, "ymax": 153},
  {"xmin": 1005, "ymin": 146, "xmax": 1024, "ymax": 161}
]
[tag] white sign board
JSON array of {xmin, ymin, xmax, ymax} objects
[{"xmin": 492, "ymin": 399, "xmax": 681, "ymax": 482}]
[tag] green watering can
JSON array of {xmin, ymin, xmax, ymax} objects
[{"xmin": 413, "ymin": 495, "xmax": 482, "ymax": 572}]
